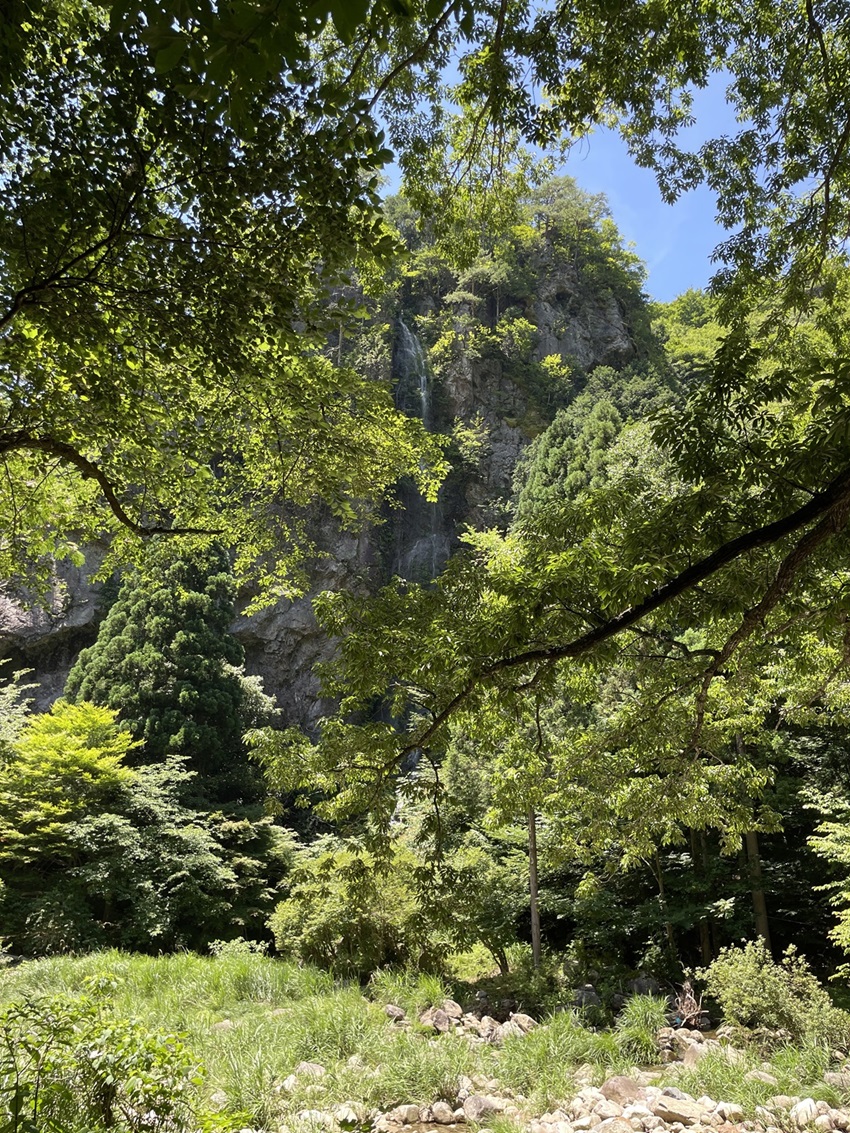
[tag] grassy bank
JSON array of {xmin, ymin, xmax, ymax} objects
[{"xmin": 0, "ymin": 950, "xmax": 846, "ymax": 1132}]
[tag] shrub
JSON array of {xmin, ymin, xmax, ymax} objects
[
  {"xmin": 0, "ymin": 990, "xmax": 200, "ymax": 1132},
  {"xmin": 698, "ymin": 940, "xmax": 850, "ymax": 1047},
  {"xmin": 269, "ymin": 838, "xmax": 449, "ymax": 977},
  {"xmin": 615, "ymin": 994, "xmax": 669, "ymax": 1064}
]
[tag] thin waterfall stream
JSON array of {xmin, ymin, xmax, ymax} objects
[{"xmin": 393, "ymin": 318, "xmax": 446, "ymax": 581}]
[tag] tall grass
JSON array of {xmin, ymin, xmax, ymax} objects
[
  {"xmin": 615, "ymin": 994, "xmax": 669, "ymax": 1065},
  {"xmin": 16, "ymin": 952, "xmax": 844, "ymax": 1133}
]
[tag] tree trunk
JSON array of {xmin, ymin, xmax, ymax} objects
[
  {"xmin": 691, "ymin": 829, "xmax": 713, "ymax": 965},
  {"xmin": 744, "ymin": 829, "xmax": 772, "ymax": 950},
  {"xmin": 653, "ymin": 853, "xmax": 675, "ymax": 949},
  {"xmin": 528, "ymin": 806, "xmax": 541, "ymax": 970},
  {"xmin": 734, "ymin": 733, "xmax": 771, "ymax": 950}
]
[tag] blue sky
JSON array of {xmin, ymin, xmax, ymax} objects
[
  {"xmin": 383, "ymin": 76, "xmax": 739, "ymax": 304},
  {"xmin": 560, "ymin": 78, "xmax": 737, "ymax": 303}
]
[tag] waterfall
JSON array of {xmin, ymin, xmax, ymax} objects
[
  {"xmin": 393, "ymin": 318, "xmax": 445, "ymax": 582},
  {"xmin": 397, "ymin": 318, "xmax": 431, "ymax": 432}
]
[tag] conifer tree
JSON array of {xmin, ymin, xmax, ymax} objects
[{"xmin": 66, "ymin": 542, "xmax": 263, "ymax": 804}]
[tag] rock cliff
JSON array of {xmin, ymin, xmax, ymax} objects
[{"xmin": 0, "ymin": 199, "xmax": 650, "ymax": 726}]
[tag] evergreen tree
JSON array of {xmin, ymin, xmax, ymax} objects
[{"xmin": 66, "ymin": 542, "xmax": 264, "ymax": 804}]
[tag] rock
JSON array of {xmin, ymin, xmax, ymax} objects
[
  {"xmin": 768, "ymin": 1098, "xmax": 797, "ymax": 1111},
  {"xmin": 826, "ymin": 1074, "xmax": 850, "ymax": 1091},
  {"xmin": 623, "ymin": 1105, "xmax": 654, "ymax": 1120},
  {"xmin": 594, "ymin": 1100, "xmax": 625, "ymax": 1119},
  {"xmin": 573, "ymin": 1118, "xmax": 600, "ymax": 1130},
  {"xmin": 296, "ymin": 1063, "xmax": 327, "ymax": 1079},
  {"xmin": 479, "ymin": 1016, "xmax": 503, "ymax": 1042},
  {"xmin": 335, "ymin": 1106, "xmax": 360, "ymax": 1127},
  {"xmin": 574, "ymin": 984, "xmax": 603, "ymax": 1009},
  {"xmin": 683, "ymin": 1044, "xmax": 709, "ymax": 1067},
  {"xmin": 716, "ymin": 1103, "xmax": 744, "ymax": 1123},
  {"xmin": 385, "ymin": 1004, "xmax": 406, "ymax": 1022},
  {"xmin": 629, "ymin": 977, "xmax": 662, "ymax": 997},
  {"xmin": 442, "ymin": 1000, "xmax": 464, "ymax": 1020},
  {"xmin": 295, "ymin": 1111, "xmax": 334, "ymax": 1128},
  {"xmin": 746, "ymin": 1071, "xmax": 779, "ymax": 1086},
  {"xmin": 463, "ymin": 1096, "xmax": 505, "ymax": 1122},
  {"xmin": 602, "ymin": 1078, "xmax": 645, "ymax": 1106},
  {"xmin": 790, "ymin": 1100, "xmax": 819, "ymax": 1127},
  {"xmin": 511, "ymin": 1012, "xmax": 538, "ymax": 1033},
  {"xmin": 432, "ymin": 1009, "xmax": 451, "ymax": 1033},
  {"xmin": 431, "ymin": 1101, "xmax": 456, "ymax": 1124},
  {"xmin": 500, "ymin": 1019, "xmax": 526, "ymax": 1039},
  {"xmin": 282, "ymin": 1076, "xmax": 299, "ymax": 1092},
  {"xmin": 549, "ymin": 1110, "xmax": 571, "ymax": 1124},
  {"xmin": 815, "ymin": 1117, "xmax": 835, "ymax": 1131},
  {"xmin": 212, "ymin": 1018, "xmax": 235, "ymax": 1031},
  {"xmin": 418, "ymin": 1107, "xmax": 433, "ymax": 1123},
  {"xmin": 394, "ymin": 1105, "xmax": 421, "ymax": 1125},
  {"xmin": 597, "ymin": 1120, "xmax": 637, "ymax": 1133},
  {"xmin": 652, "ymin": 1097, "xmax": 707, "ymax": 1125}
]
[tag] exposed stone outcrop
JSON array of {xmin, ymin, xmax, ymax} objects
[{"xmin": 0, "ymin": 261, "xmax": 641, "ymax": 726}]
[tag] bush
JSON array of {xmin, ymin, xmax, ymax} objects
[
  {"xmin": 0, "ymin": 990, "xmax": 200, "ymax": 1132},
  {"xmin": 615, "ymin": 994, "xmax": 669, "ymax": 1064},
  {"xmin": 269, "ymin": 838, "xmax": 449, "ymax": 977},
  {"xmin": 699, "ymin": 940, "xmax": 850, "ymax": 1047}
]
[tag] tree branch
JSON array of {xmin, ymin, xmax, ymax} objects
[
  {"xmin": 403, "ymin": 462, "xmax": 850, "ymax": 756},
  {"xmin": 0, "ymin": 432, "xmax": 223, "ymax": 537}
]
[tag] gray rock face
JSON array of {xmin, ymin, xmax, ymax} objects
[
  {"xmin": 0, "ymin": 552, "xmax": 105, "ymax": 709},
  {"xmin": 0, "ymin": 271, "xmax": 640, "ymax": 727}
]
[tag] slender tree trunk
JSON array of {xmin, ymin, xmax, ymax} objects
[
  {"xmin": 528, "ymin": 806, "xmax": 541, "ymax": 970},
  {"xmin": 733, "ymin": 733, "xmax": 771, "ymax": 950},
  {"xmin": 654, "ymin": 852, "xmax": 675, "ymax": 949},
  {"xmin": 744, "ymin": 829, "xmax": 772, "ymax": 950},
  {"xmin": 691, "ymin": 829, "xmax": 713, "ymax": 965},
  {"xmin": 493, "ymin": 945, "xmax": 510, "ymax": 976}
]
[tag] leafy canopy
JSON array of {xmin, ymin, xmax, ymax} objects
[{"xmin": 4, "ymin": 0, "xmax": 850, "ymax": 588}]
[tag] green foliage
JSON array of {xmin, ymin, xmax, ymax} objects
[
  {"xmin": 269, "ymin": 838, "xmax": 447, "ymax": 977},
  {"xmin": 0, "ymin": 700, "xmax": 288, "ymax": 955},
  {"xmin": 438, "ymin": 836, "xmax": 528, "ymax": 974},
  {"xmin": 514, "ymin": 399, "xmax": 623, "ymax": 524},
  {"xmin": 368, "ymin": 968, "xmax": 451, "ymax": 1017},
  {"xmin": 614, "ymin": 994, "xmax": 669, "ymax": 1064},
  {"xmin": 1, "ymin": 0, "xmax": 443, "ymax": 595},
  {"xmin": 66, "ymin": 543, "xmax": 264, "ymax": 802},
  {"xmin": 0, "ymin": 989, "xmax": 199, "ymax": 1132},
  {"xmin": 809, "ymin": 810, "xmax": 850, "ymax": 962},
  {"xmin": 0, "ymin": 664, "xmax": 34, "ymax": 766},
  {"xmin": 699, "ymin": 940, "xmax": 850, "ymax": 1046}
]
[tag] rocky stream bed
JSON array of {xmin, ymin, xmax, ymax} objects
[{"xmin": 230, "ymin": 1001, "xmax": 850, "ymax": 1133}]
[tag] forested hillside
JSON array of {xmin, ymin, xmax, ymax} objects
[
  {"xmin": 5, "ymin": 2, "xmax": 850, "ymax": 1130},
  {"xmin": 1, "ymin": 175, "xmax": 848, "ymax": 985}
]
